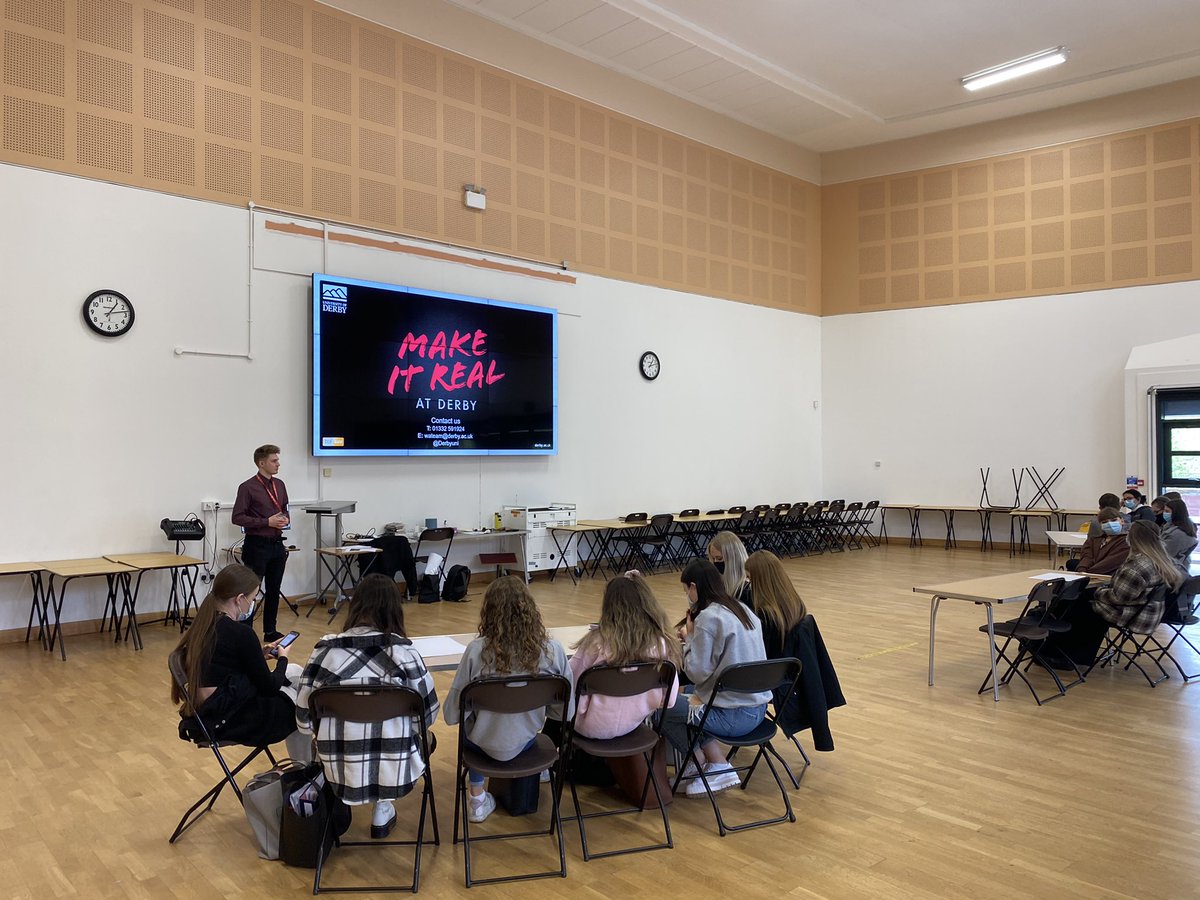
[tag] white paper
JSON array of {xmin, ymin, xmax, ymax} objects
[
  {"xmin": 1029, "ymin": 572, "xmax": 1086, "ymax": 581},
  {"xmin": 408, "ymin": 635, "xmax": 469, "ymax": 658}
]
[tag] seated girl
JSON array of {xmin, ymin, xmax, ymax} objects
[
  {"xmin": 444, "ymin": 576, "xmax": 573, "ymax": 824},
  {"xmin": 744, "ymin": 550, "xmax": 808, "ymax": 657},
  {"xmin": 1068, "ymin": 507, "xmax": 1129, "ymax": 575},
  {"xmin": 661, "ymin": 558, "xmax": 768, "ymax": 797},
  {"xmin": 706, "ymin": 531, "xmax": 752, "ymax": 607},
  {"xmin": 170, "ymin": 564, "xmax": 309, "ymax": 761},
  {"xmin": 1046, "ymin": 520, "xmax": 1184, "ymax": 667},
  {"xmin": 570, "ymin": 572, "xmax": 680, "ymax": 739},
  {"xmin": 293, "ymin": 574, "xmax": 438, "ymax": 840},
  {"xmin": 1159, "ymin": 497, "xmax": 1197, "ymax": 578}
]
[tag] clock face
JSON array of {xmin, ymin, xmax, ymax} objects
[
  {"xmin": 83, "ymin": 289, "xmax": 135, "ymax": 337},
  {"xmin": 639, "ymin": 350, "xmax": 660, "ymax": 381}
]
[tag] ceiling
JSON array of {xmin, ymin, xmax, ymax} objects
[{"xmin": 440, "ymin": 0, "xmax": 1200, "ymax": 152}]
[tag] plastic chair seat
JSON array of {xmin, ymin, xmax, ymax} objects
[
  {"xmin": 570, "ymin": 723, "xmax": 658, "ymax": 759},
  {"xmin": 461, "ymin": 734, "xmax": 558, "ymax": 779}
]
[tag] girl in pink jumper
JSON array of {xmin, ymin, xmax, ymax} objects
[{"xmin": 570, "ymin": 572, "xmax": 680, "ymax": 739}]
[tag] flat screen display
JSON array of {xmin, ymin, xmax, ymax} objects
[{"xmin": 313, "ymin": 273, "xmax": 557, "ymax": 456}]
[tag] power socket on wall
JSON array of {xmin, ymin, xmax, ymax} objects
[{"xmin": 201, "ymin": 500, "xmax": 219, "ymax": 511}]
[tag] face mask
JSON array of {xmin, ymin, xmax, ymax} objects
[
  {"xmin": 1163, "ymin": 510, "xmax": 1173, "ymax": 523},
  {"xmin": 237, "ymin": 598, "xmax": 256, "ymax": 622},
  {"xmin": 1124, "ymin": 499, "xmax": 1136, "ymax": 510},
  {"xmin": 1101, "ymin": 521, "xmax": 1122, "ymax": 536},
  {"xmin": 712, "ymin": 561, "xmax": 726, "ymax": 575}
]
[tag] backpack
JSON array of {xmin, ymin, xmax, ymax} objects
[
  {"xmin": 416, "ymin": 574, "xmax": 441, "ymax": 604},
  {"xmin": 442, "ymin": 565, "xmax": 472, "ymax": 602}
]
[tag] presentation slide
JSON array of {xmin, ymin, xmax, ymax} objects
[{"xmin": 313, "ymin": 274, "xmax": 557, "ymax": 456}]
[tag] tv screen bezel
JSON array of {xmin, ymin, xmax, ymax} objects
[{"xmin": 312, "ymin": 272, "xmax": 558, "ymax": 458}]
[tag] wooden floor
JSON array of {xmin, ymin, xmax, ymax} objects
[{"xmin": 2, "ymin": 545, "xmax": 1197, "ymax": 899}]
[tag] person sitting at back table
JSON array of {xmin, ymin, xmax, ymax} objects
[
  {"xmin": 1067, "ymin": 507, "xmax": 1129, "ymax": 575},
  {"xmin": 1122, "ymin": 488, "xmax": 1156, "ymax": 524},
  {"xmin": 170, "ymin": 564, "xmax": 311, "ymax": 762},
  {"xmin": 1159, "ymin": 497, "xmax": 1197, "ymax": 578},
  {"xmin": 1087, "ymin": 492, "xmax": 1129, "ymax": 538},
  {"xmin": 743, "ymin": 550, "xmax": 807, "ymax": 658},
  {"xmin": 1045, "ymin": 520, "xmax": 1184, "ymax": 668},
  {"xmin": 707, "ymin": 531, "xmax": 752, "ymax": 608},
  {"xmin": 444, "ymin": 576, "xmax": 574, "ymax": 824},
  {"xmin": 292, "ymin": 574, "xmax": 439, "ymax": 840},
  {"xmin": 1151, "ymin": 496, "xmax": 1169, "ymax": 526}
]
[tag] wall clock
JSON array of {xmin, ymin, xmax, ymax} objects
[
  {"xmin": 639, "ymin": 350, "xmax": 660, "ymax": 381},
  {"xmin": 83, "ymin": 289, "xmax": 135, "ymax": 337}
]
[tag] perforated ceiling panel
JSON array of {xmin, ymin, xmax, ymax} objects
[{"xmin": 0, "ymin": 0, "xmax": 818, "ymax": 311}]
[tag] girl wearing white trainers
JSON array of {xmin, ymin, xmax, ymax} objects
[
  {"xmin": 293, "ymin": 575, "xmax": 439, "ymax": 840},
  {"xmin": 444, "ymin": 576, "xmax": 574, "ymax": 823},
  {"xmin": 661, "ymin": 559, "xmax": 769, "ymax": 797}
]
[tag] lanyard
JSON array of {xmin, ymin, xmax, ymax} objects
[{"xmin": 257, "ymin": 474, "xmax": 282, "ymax": 513}]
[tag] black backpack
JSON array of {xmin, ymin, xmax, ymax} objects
[
  {"xmin": 416, "ymin": 574, "xmax": 441, "ymax": 604},
  {"xmin": 442, "ymin": 565, "xmax": 472, "ymax": 602}
]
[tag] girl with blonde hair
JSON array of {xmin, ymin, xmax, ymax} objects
[
  {"xmin": 570, "ymin": 572, "xmax": 681, "ymax": 739},
  {"xmin": 707, "ymin": 531, "xmax": 751, "ymax": 606},
  {"xmin": 744, "ymin": 550, "xmax": 808, "ymax": 657}
]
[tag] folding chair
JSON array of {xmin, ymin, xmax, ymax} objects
[
  {"xmin": 1158, "ymin": 575, "xmax": 1200, "ymax": 681},
  {"xmin": 563, "ymin": 661, "xmax": 676, "ymax": 860},
  {"xmin": 412, "ymin": 528, "xmax": 455, "ymax": 598},
  {"xmin": 167, "ymin": 649, "xmax": 277, "ymax": 843},
  {"xmin": 308, "ymin": 684, "xmax": 439, "ymax": 894},
  {"xmin": 612, "ymin": 514, "xmax": 675, "ymax": 573},
  {"xmin": 976, "ymin": 578, "xmax": 1080, "ymax": 705},
  {"xmin": 1088, "ymin": 584, "xmax": 1174, "ymax": 686},
  {"xmin": 452, "ymin": 674, "xmax": 571, "ymax": 887},
  {"xmin": 670, "ymin": 658, "xmax": 802, "ymax": 837}
]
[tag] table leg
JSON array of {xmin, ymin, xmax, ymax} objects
[
  {"xmin": 24, "ymin": 572, "xmax": 49, "ymax": 649},
  {"xmin": 985, "ymin": 603, "xmax": 1000, "ymax": 702},
  {"xmin": 46, "ymin": 575, "xmax": 69, "ymax": 661},
  {"xmin": 120, "ymin": 572, "xmax": 142, "ymax": 651},
  {"xmin": 515, "ymin": 532, "xmax": 529, "ymax": 585},
  {"xmin": 928, "ymin": 595, "xmax": 942, "ymax": 685},
  {"xmin": 547, "ymin": 529, "xmax": 575, "ymax": 584}
]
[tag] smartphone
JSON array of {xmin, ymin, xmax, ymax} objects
[{"xmin": 276, "ymin": 630, "xmax": 300, "ymax": 650}]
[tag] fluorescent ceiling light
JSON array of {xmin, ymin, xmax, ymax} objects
[{"xmin": 961, "ymin": 46, "xmax": 1069, "ymax": 92}]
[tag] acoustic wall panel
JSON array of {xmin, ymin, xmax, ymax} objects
[
  {"xmin": 0, "ymin": 0, "xmax": 817, "ymax": 312},
  {"xmin": 824, "ymin": 120, "xmax": 1200, "ymax": 314}
]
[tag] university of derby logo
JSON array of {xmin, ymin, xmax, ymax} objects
[{"xmin": 321, "ymin": 283, "xmax": 348, "ymax": 314}]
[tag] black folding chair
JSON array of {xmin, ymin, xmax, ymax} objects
[
  {"xmin": 670, "ymin": 659, "xmax": 802, "ymax": 837},
  {"xmin": 1158, "ymin": 575, "xmax": 1200, "ymax": 681},
  {"xmin": 612, "ymin": 514, "xmax": 675, "ymax": 573},
  {"xmin": 1086, "ymin": 584, "xmax": 1172, "ymax": 686},
  {"xmin": 308, "ymin": 684, "xmax": 439, "ymax": 894},
  {"xmin": 412, "ymin": 528, "xmax": 455, "ymax": 598},
  {"xmin": 976, "ymin": 578, "xmax": 1080, "ymax": 704},
  {"xmin": 564, "ymin": 662, "xmax": 676, "ymax": 860},
  {"xmin": 452, "ymin": 675, "xmax": 571, "ymax": 887},
  {"xmin": 167, "ymin": 649, "xmax": 277, "ymax": 843}
]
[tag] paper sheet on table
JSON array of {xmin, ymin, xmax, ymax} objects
[
  {"xmin": 409, "ymin": 635, "xmax": 469, "ymax": 658},
  {"xmin": 1029, "ymin": 572, "xmax": 1086, "ymax": 581}
]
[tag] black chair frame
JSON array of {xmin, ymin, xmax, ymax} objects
[
  {"xmin": 1086, "ymin": 584, "xmax": 1172, "ymax": 687},
  {"xmin": 452, "ymin": 674, "xmax": 571, "ymax": 887},
  {"xmin": 976, "ymin": 578, "xmax": 1079, "ymax": 705},
  {"xmin": 563, "ymin": 662, "xmax": 676, "ymax": 860},
  {"xmin": 167, "ymin": 649, "xmax": 278, "ymax": 844},
  {"xmin": 412, "ymin": 528, "xmax": 455, "ymax": 599},
  {"xmin": 308, "ymin": 684, "xmax": 440, "ymax": 894},
  {"xmin": 669, "ymin": 658, "xmax": 802, "ymax": 837}
]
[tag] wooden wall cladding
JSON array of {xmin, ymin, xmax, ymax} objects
[
  {"xmin": 822, "ymin": 120, "xmax": 1200, "ymax": 314},
  {"xmin": 0, "ymin": 0, "xmax": 820, "ymax": 312}
]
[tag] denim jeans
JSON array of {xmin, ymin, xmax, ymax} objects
[{"xmin": 659, "ymin": 692, "xmax": 767, "ymax": 758}]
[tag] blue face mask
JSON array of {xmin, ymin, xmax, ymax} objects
[
  {"xmin": 1124, "ymin": 499, "xmax": 1137, "ymax": 510},
  {"xmin": 1101, "ymin": 520, "xmax": 1123, "ymax": 536},
  {"xmin": 1163, "ymin": 510, "xmax": 1173, "ymax": 523},
  {"xmin": 237, "ymin": 598, "xmax": 256, "ymax": 622}
]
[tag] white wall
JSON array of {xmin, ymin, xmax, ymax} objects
[
  {"xmin": 821, "ymin": 281, "xmax": 1200, "ymax": 540},
  {"xmin": 0, "ymin": 164, "xmax": 822, "ymax": 629}
]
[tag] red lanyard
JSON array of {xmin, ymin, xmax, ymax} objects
[{"xmin": 257, "ymin": 474, "xmax": 282, "ymax": 513}]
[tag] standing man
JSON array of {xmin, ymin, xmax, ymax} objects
[{"xmin": 232, "ymin": 444, "xmax": 290, "ymax": 642}]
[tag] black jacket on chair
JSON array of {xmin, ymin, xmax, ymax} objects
[
  {"xmin": 760, "ymin": 614, "xmax": 846, "ymax": 751},
  {"xmin": 356, "ymin": 534, "xmax": 418, "ymax": 593}
]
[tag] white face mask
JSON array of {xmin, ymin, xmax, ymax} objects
[{"xmin": 236, "ymin": 597, "xmax": 256, "ymax": 622}]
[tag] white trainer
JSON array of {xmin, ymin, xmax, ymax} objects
[
  {"xmin": 675, "ymin": 760, "xmax": 701, "ymax": 793},
  {"xmin": 685, "ymin": 762, "xmax": 740, "ymax": 796},
  {"xmin": 468, "ymin": 791, "xmax": 497, "ymax": 823}
]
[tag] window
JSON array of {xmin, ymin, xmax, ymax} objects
[{"xmin": 1155, "ymin": 389, "xmax": 1200, "ymax": 518}]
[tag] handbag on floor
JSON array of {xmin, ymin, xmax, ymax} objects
[
  {"xmin": 243, "ymin": 758, "xmax": 306, "ymax": 860},
  {"xmin": 278, "ymin": 762, "xmax": 351, "ymax": 868},
  {"xmin": 607, "ymin": 736, "xmax": 673, "ymax": 809}
]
